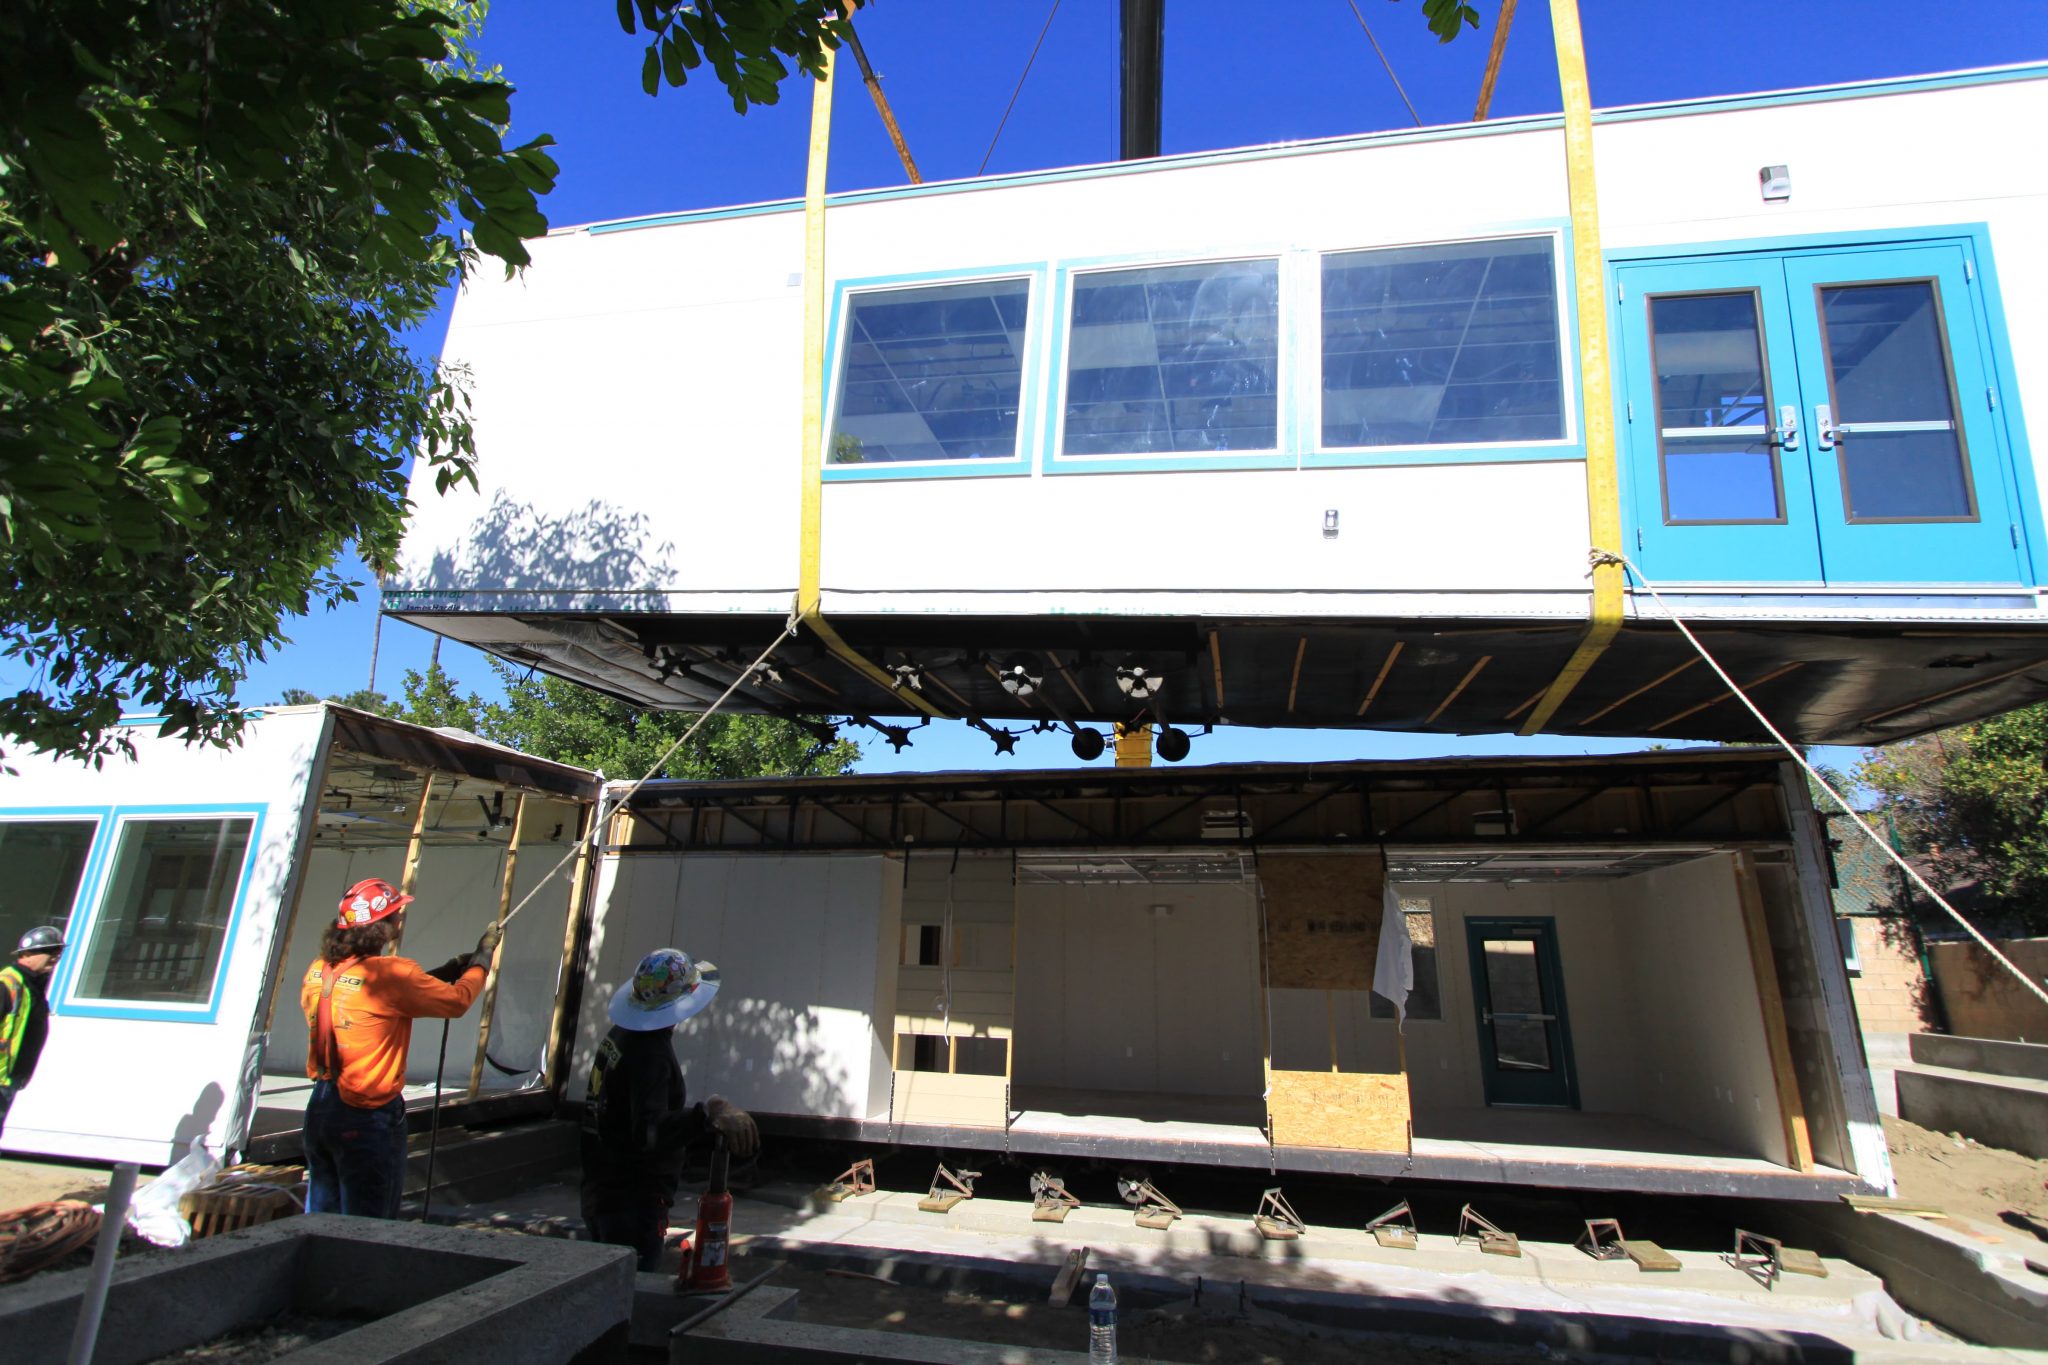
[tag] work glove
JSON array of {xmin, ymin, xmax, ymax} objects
[
  {"xmin": 424, "ymin": 956, "xmax": 469, "ymax": 984},
  {"xmin": 704, "ymin": 1096, "xmax": 759, "ymax": 1160},
  {"xmin": 468, "ymin": 921, "xmax": 504, "ymax": 970}
]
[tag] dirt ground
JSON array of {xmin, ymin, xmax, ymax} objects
[
  {"xmin": 1884, "ymin": 1113, "xmax": 2048, "ymax": 1242},
  {"xmin": 0, "ymin": 1156, "xmax": 122, "ymax": 1212},
  {"xmin": 767, "ymin": 1261, "xmax": 1548, "ymax": 1365}
]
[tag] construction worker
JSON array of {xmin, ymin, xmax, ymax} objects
[
  {"xmin": 0, "ymin": 926, "xmax": 64, "ymax": 1135},
  {"xmin": 581, "ymin": 947, "xmax": 759, "ymax": 1270},
  {"xmin": 300, "ymin": 876, "xmax": 501, "ymax": 1218}
]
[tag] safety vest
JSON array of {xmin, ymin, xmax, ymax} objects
[{"xmin": 0, "ymin": 963, "xmax": 33, "ymax": 1088}]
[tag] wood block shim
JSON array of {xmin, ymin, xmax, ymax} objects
[
  {"xmin": 1268, "ymin": 1069, "xmax": 1411, "ymax": 1152},
  {"xmin": 1260, "ymin": 851, "xmax": 1387, "ymax": 991},
  {"xmin": 890, "ymin": 1070, "xmax": 1007, "ymax": 1129}
]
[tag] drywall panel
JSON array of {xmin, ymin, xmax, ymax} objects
[
  {"xmin": 573, "ymin": 852, "xmax": 890, "ymax": 1121},
  {"xmin": 1613, "ymin": 855, "xmax": 1790, "ymax": 1164},
  {"xmin": 895, "ymin": 852, "xmax": 1015, "ymax": 1034},
  {"xmin": 1013, "ymin": 881, "xmax": 1263, "ymax": 1099},
  {"xmin": 0, "ymin": 708, "xmax": 329, "ymax": 1165}
]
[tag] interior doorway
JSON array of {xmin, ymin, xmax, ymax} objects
[{"xmin": 1464, "ymin": 917, "xmax": 1579, "ymax": 1108}]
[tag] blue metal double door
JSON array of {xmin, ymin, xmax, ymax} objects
[{"xmin": 1615, "ymin": 241, "xmax": 2025, "ymax": 587}]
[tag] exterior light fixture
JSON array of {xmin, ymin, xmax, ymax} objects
[
  {"xmin": 1156, "ymin": 725, "xmax": 1192, "ymax": 762},
  {"xmin": 889, "ymin": 663, "xmax": 924, "ymax": 692},
  {"xmin": 996, "ymin": 655, "xmax": 1042, "ymax": 697},
  {"xmin": 1115, "ymin": 664, "xmax": 1165, "ymax": 700},
  {"xmin": 1759, "ymin": 165, "xmax": 1790, "ymax": 202},
  {"xmin": 1324, "ymin": 509, "xmax": 1339, "ymax": 538}
]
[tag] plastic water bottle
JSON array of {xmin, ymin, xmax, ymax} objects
[{"xmin": 1088, "ymin": 1272, "xmax": 1118, "ymax": 1363}]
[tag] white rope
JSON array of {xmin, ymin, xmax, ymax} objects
[
  {"xmin": 494, "ymin": 615, "xmax": 799, "ymax": 930},
  {"xmin": 1598, "ymin": 548, "xmax": 2048, "ymax": 1009}
]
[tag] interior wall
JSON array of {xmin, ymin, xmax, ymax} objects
[
  {"xmin": 1755, "ymin": 857, "xmax": 1853, "ymax": 1171},
  {"xmin": 573, "ymin": 852, "xmax": 890, "ymax": 1121},
  {"xmin": 1012, "ymin": 881, "xmax": 1263, "ymax": 1098},
  {"xmin": 1360, "ymin": 881, "xmax": 1637, "ymax": 1114},
  {"xmin": 896, "ymin": 852, "xmax": 1016, "ymax": 1049},
  {"xmin": 1613, "ymin": 854, "xmax": 1790, "ymax": 1164},
  {"xmin": 263, "ymin": 807, "xmax": 580, "ymax": 1095}
]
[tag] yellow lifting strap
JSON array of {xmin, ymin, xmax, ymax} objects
[
  {"xmin": 796, "ymin": 40, "xmax": 952, "ymax": 720},
  {"xmin": 1519, "ymin": 0, "xmax": 1625, "ymax": 736}
]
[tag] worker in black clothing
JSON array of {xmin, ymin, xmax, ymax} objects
[
  {"xmin": 1, "ymin": 926, "xmax": 64, "ymax": 1136},
  {"xmin": 581, "ymin": 947, "xmax": 758, "ymax": 1269}
]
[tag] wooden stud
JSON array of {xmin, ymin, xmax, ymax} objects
[
  {"xmin": 1733, "ymin": 851, "xmax": 1815, "ymax": 1172},
  {"xmin": 1502, "ymin": 684, "xmax": 1549, "ymax": 723},
  {"xmin": 1046, "ymin": 651, "xmax": 1089, "ymax": 709},
  {"xmin": 391, "ymin": 773, "xmax": 435, "ymax": 953},
  {"xmin": 1577, "ymin": 658, "xmax": 1698, "ymax": 727},
  {"xmin": 1357, "ymin": 641, "xmax": 1404, "ymax": 716},
  {"xmin": 1325, "ymin": 990, "xmax": 1340, "ymax": 1073},
  {"xmin": 1425, "ymin": 655, "xmax": 1492, "ymax": 726},
  {"xmin": 542, "ymin": 803, "xmax": 600, "ymax": 1096},
  {"xmin": 1647, "ymin": 661, "xmax": 1802, "ymax": 733},
  {"xmin": 468, "ymin": 792, "xmax": 527, "ymax": 1099},
  {"xmin": 787, "ymin": 664, "xmax": 841, "ymax": 697},
  {"xmin": 1286, "ymin": 637, "xmax": 1307, "ymax": 714},
  {"xmin": 1209, "ymin": 629, "xmax": 1227, "ymax": 710}
]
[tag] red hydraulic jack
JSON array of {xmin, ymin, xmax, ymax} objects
[{"xmin": 676, "ymin": 1133, "xmax": 733, "ymax": 1295}]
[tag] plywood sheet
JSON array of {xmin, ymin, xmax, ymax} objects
[
  {"xmin": 890, "ymin": 1071, "xmax": 1007, "ymax": 1128},
  {"xmin": 1260, "ymin": 853, "xmax": 1384, "ymax": 991},
  {"xmin": 1268, "ymin": 1069, "xmax": 1410, "ymax": 1152}
]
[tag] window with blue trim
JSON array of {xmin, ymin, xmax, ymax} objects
[
  {"xmin": 829, "ymin": 277, "xmax": 1032, "ymax": 464},
  {"xmin": 72, "ymin": 816, "xmax": 252, "ymax": 1006},
  {"xmin": 1320, "ymin": 236, "xmax": 1564, "ymax": 448},
  {"xmin": 1062, "ymin": 258, "xmax": 1280, "ymax": 455},
  {"xmin": 0, "ymin": 819, "xmax": 98, "ymax": 954}
]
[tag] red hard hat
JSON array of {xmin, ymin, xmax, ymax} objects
[{"xmin": 337, "ymin": 877, "xmax": 412, "ymax": 929}]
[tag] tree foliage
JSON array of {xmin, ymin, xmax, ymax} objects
[
  {"xmin": 1, "ymin": 1, "xmax": 557, "ymax": 763},
  {"xmin": 618, "ymin": 0, "xmax": 852, "ymax": 110},
  {"xmin": 286, "ymin": 663, "xmax": 861, "ymax": 780},
  {"xmin": 1856, "ymin": 703, "xmax": 2048, "ymax": 932}
]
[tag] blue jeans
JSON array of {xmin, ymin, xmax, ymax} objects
[{"xmin": 302, "ymin": 1081, "xmax": 408, "ymax": 1219}]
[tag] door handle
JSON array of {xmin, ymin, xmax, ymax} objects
[
  {"xmin": 1484, "ymin": 1011, "xmax": 1557, "ymax": 1023},
  {"xmin": 1775, "ymin": 405, "xmax": 1800, "ymax": 452},
  {"xmin": 1814, "ymin": 403, "xmax": 1838, "ymax": 451}
]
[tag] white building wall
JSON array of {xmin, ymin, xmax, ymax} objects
[
  {"xmin": 0, "ymin": 709, "xmax": 329, "ymax": 1165},
  {"xmin": 397, "ymin": 72, "xmax": 2048, "ymax": 619},
  {"xmin": 573, "ymin": 851, "xmax": 893, "ymax": 1121}
]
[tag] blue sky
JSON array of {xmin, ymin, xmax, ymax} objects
[{"xmin": 126, "ymin": 1, "xmax": 2048, "ymax": 773}]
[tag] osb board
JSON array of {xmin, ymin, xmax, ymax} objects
[
  {"xmin": 890, "ymin": 1071, "xmax": 1007, "ymax": 1129},
  {"xmin": 1260, "ymin": 852, "xmax": 1385, "ymax": 991},
  {"xmin": 1268, "ymin": 1069, "xmax": 1410, "ymax": 1152}
]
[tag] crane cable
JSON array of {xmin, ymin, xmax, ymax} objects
[
  {"xmin": 1600, "ymin": 547, "xmax": 2048, "ymax": 1010},
  {"xmin": 979, "ymin": 0, "xmax": 1063, "ymax": 175},
  {"xmin": 1343, "ymin": 0, "xmax": 1423, "ymax": 127}
]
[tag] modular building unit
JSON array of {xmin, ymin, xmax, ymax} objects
[
  {"xmin": 388, "ymin": 65, "xmax": 2048, "ymax": 748},
  {"xmin": 0, "ymin": 707, "xmax": 600, "ymax": 1166},
  {"xmin": 578, "ymin": 749, "xmax": 1892, "ymax": 1200}
]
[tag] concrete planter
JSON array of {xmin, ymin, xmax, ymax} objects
[{"xmin": 0, "ymin": 1214, "xmax": 634, "ymax": 1365}]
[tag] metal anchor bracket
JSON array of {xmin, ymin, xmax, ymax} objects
[
  {"xmin": 1456, "ymin": 1204, "xmax": 1521, "ymax": 1258},
  {"xmin": 819, "ymin": 1158, "xmax": 876, "ymax": 1204},
  {"xmin": 1030, "ymin": 1172, "xmax": 1081, "ymax": 1224},
  {"xmin": 1367, "ymin": 1200, "xmax": 1419, "ymax": 1251},
  {"xmin": 1252, "ymin": 1188, "xmax": 1306, "ymax": 1242},
  {"xmin": 917, "ymin": 1162, "xmax": 980, "ymax": 1215}
]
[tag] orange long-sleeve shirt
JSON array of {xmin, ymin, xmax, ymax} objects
[{"xmin": 301, "ymin": 955, "xmax": 486, "ymax": 1110}]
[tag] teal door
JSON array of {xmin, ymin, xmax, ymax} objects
[
  {"xmin": 1465, "ymin": 918, "xmax": 1578, "ymax": 1108},
  {"xmin": 1617, "ymin": 242, "xmax": 2025, "ymax": 587}
]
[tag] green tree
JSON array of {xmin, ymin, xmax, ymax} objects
[
  {"xmin": 1857, "ymin": 703, "xmax": 2048, "ymax": 932},
  {"xmin": 476, "ymin": 662, "xmax": 859, "ymax": 780},
  {"xmin": 1, "ymin": 1, "xmax": 556, "ymax": 763}
]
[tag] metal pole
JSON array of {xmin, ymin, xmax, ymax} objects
[
  {"xmin": 1118, "ymin": 0, "xmax": 1163, "ymax": 160},
  {"xmin": 66, "ymin": 1162, "xmax": 139, "ymax": 1365}
]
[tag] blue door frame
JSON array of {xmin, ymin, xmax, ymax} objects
[{"xmin": 1613, "ymin": 232, "xmax": 2033, "ymax": 588}]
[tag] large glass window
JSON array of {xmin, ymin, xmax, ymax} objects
[
  {"xmin": 1649, "ymin": 290, "xmax": 1785, "ymax": 523},
  {"xmin": 0, "ymin": 819, "xmax": 99, "ymax": 955},
  {"xmin": 1321, "ymin": 237, "xmax": 1564, "ymax": 447},
  {"xmin": 1817, "ymin": 280, "xmax": 1976, "ymax": 522},
  {"xmin": 1062, "ymin": 258, "xmax": 1279, "ymax": 455},
  {"xmin": 72, "ymin": 817, "xmax": 253, "ymax": 1006},
  {"xmin": 829, "ymin": 277, "xmax": 1031, "ymax": 464}
]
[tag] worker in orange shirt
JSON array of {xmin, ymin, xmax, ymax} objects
[{"xmin": 300, "ymin": 876, "xmax": 501, "ymax": 1218}]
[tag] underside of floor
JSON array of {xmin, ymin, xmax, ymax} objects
[
  {"xmin": 768, "ymin": 1087, "xmax": 1871, "ymax": 1202},
  {"xmin": 392, "ymin": 608, "xmax": 2048, "ymax": 746}
]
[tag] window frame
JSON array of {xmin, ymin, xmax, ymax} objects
[
  {"xmin": 1307, "ymin": 227, "xmax": 1581, "ymax": 468},
  {"xmin": 1368, "ymin": 891, "xmax": 1444, "ymax": 1023},
  {"xmin": 1045, "ymin": 249, "xmax": 1298, "ymax": 475},
  {"xmin": 819, "ymin": 265, "xmax": 1049, "ymax": 482},
  {"xmin": 53, "ymin": 805, "xmax": 267, "ymax": 1024},
  {"xmin": 0, "ymin": 811, "xmax": 111, "ymax": 984}
]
